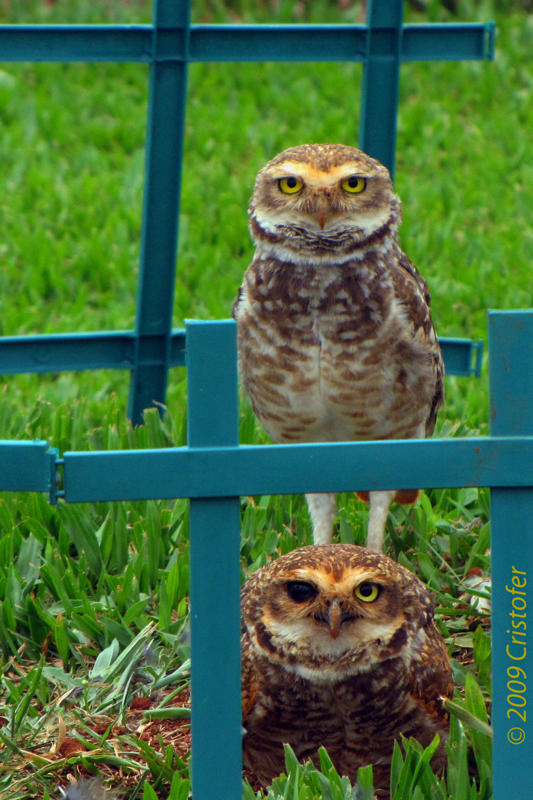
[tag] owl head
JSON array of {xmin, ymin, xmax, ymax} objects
[
  {"xmin": 248, "ymin": 144, "xmax": 401, "ymax": 253},
  {"xmin": 241, "ymin": 544, "xmax": 436, "ymax": 683}
]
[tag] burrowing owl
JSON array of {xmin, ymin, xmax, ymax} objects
[
  {"xmin": 241, "ymin": 544, "xmax": 452, "ymax": 796},
  {"xmin": 233, "ymin": 144, "xmax": 444, "ymax": 550}
]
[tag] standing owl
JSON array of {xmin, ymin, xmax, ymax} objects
[
  {"xmin": 233, "ymin": 144, "xmax": 444, "ymax": 551},
  {"xmin": 241, "ymin": 544, "xmax": 452, "ymax": 797}
]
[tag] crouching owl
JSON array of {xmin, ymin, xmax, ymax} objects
[
  {"xmin": 233, "ymin": 144, "xmax": 444, "ymax": 551},
  {"xmin": 241, "ymin": 544, "xmax": 452, "ymax": 797}
]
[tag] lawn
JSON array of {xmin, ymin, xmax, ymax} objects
[{"xmin": 0, "ymin": 0, "xmax": 531, "ymax": 797}]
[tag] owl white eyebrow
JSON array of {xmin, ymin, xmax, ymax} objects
[
  {"xmin": 274, "ymin": 164, "xmax": 372, "ymax": 181},
  {"xmin": 275, "ymin": 173, "xmax": 304, "ymax": 182},
  {"xmin": 290, "ymin": 570, "xmax": 317, "ymax": 582}
]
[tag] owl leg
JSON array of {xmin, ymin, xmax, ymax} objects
[
  {"xmin": 305, "ymin": 492, "xmax": 337, "ymax": 545},
  {"xmin": 366, "ymin": 489, "xmax": 396, "ymax": 552}
]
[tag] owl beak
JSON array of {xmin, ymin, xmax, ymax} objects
[
  {"xmin": 316, "ymin": 193, "xmax": 331, "ymax": 230},
  {"xmin": 326, "ymin": 599, "xmax": 342, "ymax": 639}
]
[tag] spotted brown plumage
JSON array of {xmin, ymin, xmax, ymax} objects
[
  {"xmin": 241, "ymin": 544, "xmax": 453, "ymax": 797},
  {"xmin": 233, "ymin": 144, "xmax": 444, "ymax": 550}
]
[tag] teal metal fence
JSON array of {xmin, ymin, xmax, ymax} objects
[
  {"xmin": 0, "ymin": 0, "xmax": 491, "ymax": 423},
  {"xmin": 2, "ymin": 2, "xmax": 531, "ymax": 800},
  {"xmin": 1, "ymin": 312, "xmax": 532, "ymax": 799}
]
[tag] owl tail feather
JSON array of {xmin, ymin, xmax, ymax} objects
[{"xmin": 355, "ymin": 489, "xmax": 420, "ymax": 505}]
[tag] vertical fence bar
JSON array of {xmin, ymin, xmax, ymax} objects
[
  {"xmin": 489, "ymin": 310, "xmax": 533, "ymax": 799},
  {"xmin": 359, "ymin": 0, "xmax": 404, "ymax": 177},
  {"xmin": 128, "ymin": 0, "xmax": 191, "ymax": 424},
  {"xmin": 186, "ymin": 320, "xmax": 242, "ymax": 800}
]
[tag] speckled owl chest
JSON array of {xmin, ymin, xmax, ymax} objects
[
  {"xmin": 242, "ymin": 655, "xmax": 447, "ymax": 791},
  {"xmin": 237, "ymin": 251, "xmax": 435, "ymax": 444}
]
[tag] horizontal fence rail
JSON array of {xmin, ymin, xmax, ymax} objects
[
  {"xmin": 0, "ymin": 440, "xmax": 57, "ymax": 493},
  {"xmin": 61, "ymin": 435, "xmax": 532, "ymax": 503},
  {"xmin": 0, "ymin": 332, "xmax": 482, "ymax": 377},
  {"xmin": 0, "ymin": 331, "xmax": 186, "ymax": 374},
  {"xmin": 0, "ymin": 22, "xmax": 494, "ymax": 63}
]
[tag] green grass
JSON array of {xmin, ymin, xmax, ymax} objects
[{"xmin": 0, "ymin": 0, "xmax": 531, "ymax": 796}]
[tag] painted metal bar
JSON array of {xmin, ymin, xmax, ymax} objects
[
  {"xmin": 0, "ymin": 331, "xmax": 476, "ymax": 377},
  {"xmin": 441, "ymin": 336, "xmax": 483, "ymax": 378},
  {"xmin": 0, "ymin": 25, "xmax": 152, "ymax": 61},
  {"xmin": 186, "ymin": 320, "xmax": 242, "ymax": 800},
  {"xmin": 402, "ymin": 22, "xmax": 495, "ymax": 62},
  {"xmin": 191, "ymin": 24, "xmax": 368, "ymax": 62},
  {"xmin": 489, "ymin": 310, "xmax": 533, "ymax": 800},
  {"xmin": 488, "ymin": 311, "xmax": 533, "ymax": 435},
  {"xmin": 62, "ymin": 434, "xmax": 533, "ymax": 503},
  {"xmin": 186, "ymin": 321, "xmax": 239, "ymax": 449},
  {"xmin": 0, "ymin": 441, "xmax": 56, "ymax": 493},
  {"xmin": 0, "ymin": 331, "xmax": 181, "ymax": 373},
  {"xmin": 192, "ymin": 22, "xmax": 494, "ymax": 63},
  {"xmin": 0, "ymin": 331, "xmax": 138, "ymax": 373},
  {"xmin": 0, "ymin": 23, "xmax": 494, "ymax": 64},
  {"xmin": 359, "ymin": 0, "xmax": 404, "ymax": 176},
  {"xmin": 127, "ymin": 0, "xmax": 190, "ymax": 424}
]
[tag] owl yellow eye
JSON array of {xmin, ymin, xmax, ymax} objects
[
  {"xmin": 354, "ymin": 582, "xmax": 381, "ymax": 602},
  {"xmin": 341, "ymin": 176, "xmax": 366, "ymax": 194},
  {"xmin": 286, "ymin": 580, "xmax": 317, "ymax": 603},
  {"xmin": 278, "ymin": 176, "xmax": 304, "ymax": 194}
]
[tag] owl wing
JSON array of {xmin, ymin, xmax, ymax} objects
[
  {"xmin": 232, "ymin": 287, "xmax": 243, "ymax": 320},
  {"xmin": 408, "ymin": 622, "xmax": 454, "ymax": 725},
  {"xmin": 396, "ymin": 250, "xmax": 432, "ymax": 305},
  {"xmin": 241, "ymin": 587, "xmax": 261, "ymax": 723},
  {"xmin": 242, "ymin": 652, "xmax": 260, "ymax": 723},
  {"xmin": 392, "ymin": 249, "xmax": 445, "ymax": 435},
  {"xmin": 425, "ymin": 356, "xmax": 445, "ymax": 436},
  {"xmin": 392, "ymin": 249, "xmax": 435, "ymax": 336},
  {"xmin": 241, "ymin": 629, "xmax": 262, "ymax": 725}
]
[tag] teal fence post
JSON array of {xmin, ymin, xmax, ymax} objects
[
  {"xmin": 128, "ymin": 0, "xmax": 191, "ymax": 424},
  {"xmin": 186, "ymin": 320, "xmax": 242, "ymax": 800},
  {"xmin": 489, "ymin": 310, "xmax": 533, "ymax": 799},
  {"xmin": 360, "ymin": 0, "xmax": 404, "ymax": 176}
]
